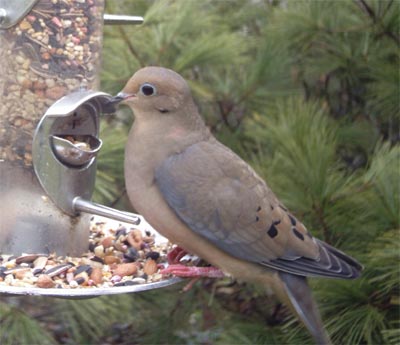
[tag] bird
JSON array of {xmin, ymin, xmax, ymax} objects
[{"xmin": 110, "ymin": 66, "xmax": 362, "ymax": 344}]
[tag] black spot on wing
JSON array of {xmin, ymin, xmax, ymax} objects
[
  {"xmin": 292, "ymin": 228, "xmax": 304, "ymax": 241},
  {"xmin": 288, "ymin": 214, "xmax": 297, "ymax": 226},
  {"xmin": 267, "ymin": 224, "xmax": 278, "ymax": 238}
]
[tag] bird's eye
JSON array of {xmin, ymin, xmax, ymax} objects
[{"xmin": 140, "ymin": 83, "xmax": 156, "ymax": 96}]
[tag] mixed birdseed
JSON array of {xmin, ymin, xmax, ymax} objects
[
  {"xmin": 0, "ymin": 220, "xmax": 174, "ymax": 289},
  {"xmin": 0, "ymin": 0, "xmax": 104, "ymax": 167}
]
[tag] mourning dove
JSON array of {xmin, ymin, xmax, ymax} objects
[{"xmin": 111, "ymin": 66, "xmax": 362, "ymax": 344}]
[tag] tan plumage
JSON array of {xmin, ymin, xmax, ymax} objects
[{"xmin": 114, "ymin": 66, "xmax": 362, "ymax": 344}]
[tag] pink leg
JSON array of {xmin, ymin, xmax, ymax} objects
[
  {"xmin": 182, "ymin": 277, "xmax": 201, "ymax": 292},
  {"xmin": 160, "ymin": 264, "xmax": 225, "ymax": 278}
]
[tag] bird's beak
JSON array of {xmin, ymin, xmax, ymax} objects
[
  {"xmin": 113, "ymin": 91, "xmax": 136, "ymax": 103},
  {"xmin": 103, "ymin": 92, "xmax": 135, "ymax": 113},
  {"xmin": 111, "ymin": 92, "xmax": 135, "ymax": 103}
]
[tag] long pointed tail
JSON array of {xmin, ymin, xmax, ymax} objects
[{"xmin": 278, "ymin": 272, "xmax": 331, "ymax": 345}]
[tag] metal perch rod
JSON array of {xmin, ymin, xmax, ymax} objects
[{"xmin": 73, "ymin": 197, "xmax": 141, "ymax": 225}]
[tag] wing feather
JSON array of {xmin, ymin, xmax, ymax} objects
[{"xmin": 155, "ymin": 140, "xmax": 362, "ymax": 279}]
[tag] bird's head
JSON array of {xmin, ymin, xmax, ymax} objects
[{"xmin": 110, "ymin": 66, "xmax": 193, "ymax": 116}]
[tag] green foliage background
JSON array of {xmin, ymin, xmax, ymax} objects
[{"xmin": 1, "ymin": 1, "xmax": 398, "ymax": 344}]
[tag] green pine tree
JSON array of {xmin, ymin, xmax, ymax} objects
[{"xmin": 2, "ymin": 1, "xmax": 398, "ymax": 344}]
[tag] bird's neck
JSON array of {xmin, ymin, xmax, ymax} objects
[
  {"xmin": 125, "ymin": 105, "xmax": 211, "ymax": 187},
  {"xmin": 130, "ymin": 104, "xmax": 210, "ymax": 154}
]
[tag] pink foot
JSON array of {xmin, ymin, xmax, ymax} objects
[
  {"xmin": 160, "ymin": 264, "xmax": 225, "ymax": 278},
  {"xmin": 163, "ymin": 247, "xmax": 225, "ymax": 292},
  {"xmin": 167, "ymin": 246, "xmax": 188, "ymax": 264}
]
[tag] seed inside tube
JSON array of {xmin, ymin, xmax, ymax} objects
[{"xmin": 0, "ymin": 0, "xmax": 104, "ymax": 167}]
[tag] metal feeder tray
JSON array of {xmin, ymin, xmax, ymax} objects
[
  {"xmin": 0, "ymin": 217, "xmax": 183, "ymax": 299},
  {"xmin": 0, "ymin": 277, "xmax": 183, "ymax": 299},
  {"xmin": 0, "ymin": 90, "xmax": 184, "ymax": 298}
]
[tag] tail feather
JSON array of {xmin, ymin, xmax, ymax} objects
[{"xmin": 279, "ymin": 271, "xmax": 332, "ymax": 345}]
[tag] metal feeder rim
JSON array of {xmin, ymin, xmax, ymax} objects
[
  {"xmin": 43, "ymin": 90, "xmax": 112, "ymax": 117},
  {"xmin": 0, "ymin": 277, "xmax": 183, "ymax": 299}
]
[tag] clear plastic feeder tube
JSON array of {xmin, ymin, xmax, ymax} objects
[{"xmin": 0, "ymin": 0, "xmax": 105, "ymax": 256}]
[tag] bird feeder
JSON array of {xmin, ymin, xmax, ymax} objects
[{"xmin": 0, "ymin": 0, "xmax": 181, "ymax": 297}]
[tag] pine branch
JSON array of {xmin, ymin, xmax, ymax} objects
[
  {"xmin": 357, "ymin": 0, "xmax": 377, "ymax": 22},
  {"xmin": 117, "ymin": 26, "xmax": 146, "ymax": 67},
  {"xmin": 356, "ymin": 0, "xmax": 400, "ymax": 46},
  {"xmin": 312, "ymin": 203, "xmax": 332, "ymax": 243}
]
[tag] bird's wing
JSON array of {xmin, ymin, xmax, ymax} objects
[{"xmin": 155, "ymin": 139, "xmax": 361, "ymax": 279}]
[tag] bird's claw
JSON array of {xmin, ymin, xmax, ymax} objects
[{"xmin": 167, "ymin": 246, "xmax": 188, "ymax": 264}]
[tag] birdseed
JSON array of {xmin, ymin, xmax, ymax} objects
[
  {"xmin": 0, "ymin": 218, "xmax": 173, "ymax": 289},
  {"xmin": 0, "ymin": 0, "xmax": 104, "ymax": 167}
]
